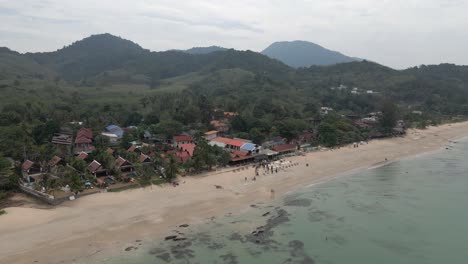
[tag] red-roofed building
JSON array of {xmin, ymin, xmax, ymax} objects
[
  {"xmin": 76, "ymin": 151, "xmax": 89, "ymax": 161},
  {"xmin": 48, "ymin": 156, "xmax": 63, "ymax": 168},
  {"xmin": 115, "ymin": 157, "xmax": 133, "ymax": 172},
  {"xmin": 223, "ymin": 112, "xmax": 238, "ymax": 118},
  {"xmin": 21, "ymin": 160, "xmax": 42, "ymax": 181},
  {"xmin": 88, "ymin": 160, "xmax": 107, "ymax": 176},
  {"xmin": 74, "ymin": 128, "xmax": 94, "ymax": 154},
  {"xmin": 272, "ymin": 144, "xmax": 297, "ymax": 154},
  {"xmin": 211, "ymin": 137, "xmax": 246, "ymax": 151},
  {"xmin": 173, "ymin": 135, "xmax": 193, "ymax": 146},
  {"xmin": 139, "ymin": 153, "xmax": 152, "ymax": 165},
  {"xmin": 230, "ymin": 150, "xmax": 254, "ymax": 163},
  {"xmin": 204, "ymin": 130, "xmax": 219, "ymax": 140},
  {"xmin": 178, "ymin": 143, "xmax": 196, "ymax": 157}
]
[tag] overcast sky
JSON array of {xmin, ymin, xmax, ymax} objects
[{"xmin": 1, "ymin": 0, "xmax": 467, "ymax": 69}]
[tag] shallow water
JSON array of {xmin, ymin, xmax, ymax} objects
[{"xmin": 107, "ymin": 138, "xmax": 468, "ymax": 264}]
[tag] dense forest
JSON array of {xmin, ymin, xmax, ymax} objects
[{"xmin": 1, "ymin": 34, "xmax": 467, "ymax": 200}]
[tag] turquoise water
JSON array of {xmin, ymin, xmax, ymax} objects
[{"xmin": 109, "ymin": 138, "xmax": 468, "ymax": 264}]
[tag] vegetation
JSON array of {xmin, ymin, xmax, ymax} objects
[{"xmin": 1, "ymin": 33, "xmax": 468, "ymax": 198}]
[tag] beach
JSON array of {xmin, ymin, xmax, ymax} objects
[{"xmin": 1, "ymin": 122, "xmax": 468, "ymax": 264}]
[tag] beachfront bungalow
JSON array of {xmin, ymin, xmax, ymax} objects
[
  {"xmin": 230, "ymin": 150, "xmax": 254, "ymax": 164},
  {"xmin": 139, "ymin": 153, "xmax": 152, "ymax": 165},
  {"xmin": 87, "ymin": 160, "xmax": 107, "ymax": 177},
  {"xmin": 21, "ymin": 160, "xmax": 42, "ymax": 182},
  {"xmin": 178, "ymin": 143, "xmax": 196, "ymax": 157},
  {"xmin": 272, "ymin": 144, "xmax": 297, "ymax": 155},
  {"xmin": 240, "ymin": 142, "xmax": 259, "ymax": 154},
  {"xmin": 254, "ymin": 149, "xmax": 279, "ymax": 161},
  {"xmin": 74, "ymin": 128, "xmax": 94, "ymax": 154},
  {"xmin": 210, "ymin": 137, "xmax": 246, "ymax": 151},
  {"xmin": 204, "ymin": 130, "xmax": 219, "ymax": 141},
  {"xmin": 115, "ymin": 157, "xmax": 133, "ymax": 172}
]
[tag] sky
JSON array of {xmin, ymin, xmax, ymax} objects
[{"xmin": 0, "ymin": 0, "xmax": 467, "ymax": 69}]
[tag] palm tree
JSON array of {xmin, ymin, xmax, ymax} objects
[{"xmin": 164, "ymin": 154, "xmax": 179, "ymax": 181}]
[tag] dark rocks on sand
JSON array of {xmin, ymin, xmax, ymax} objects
[
  {"xmin": 219, "ymin": 253, "xmax": 239, "ymax": 264},
  {"xmin": 155, "ymin": 252, "xmax": 171, "ymax": 262},
  {"xmin": 174, "ymin": 237, "xmax": 187, "ymax": 241},
  {"xmin": 165, "ymin": 235, "xmax": 177, "ymax": 241},
  {"xmin": 125, "ymin": 246, "xmax": 135, "ymax": 251},
  {"xmin": 284, "ymin": 198, "xmax": 312, "ymax": 207},
  {"xmin": 262, "ymin": 211, "xmax": 271, "ymax": 216},
  {"xmin": 179, "ymin": 224, "xmax": 189, "ymax": 228}
]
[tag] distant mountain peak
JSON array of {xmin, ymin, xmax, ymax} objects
[
  {"xmin": 262, "ymin": 40, "xmax": 360, "ymax": 68},
  {"xmin": 184, "ymin": 46, "xmax": 228, "ymax": 55}
]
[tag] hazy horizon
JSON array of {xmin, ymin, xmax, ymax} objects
[{"xmin": 1, "ymin": 0, "xmax": 467, "ymax": 69}]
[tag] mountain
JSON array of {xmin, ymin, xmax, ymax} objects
[
  {"xmin": 184, "ymin": 46, "xmax": 228, "ymax": 54},
  {"xmin": 27, "ymin": 33, "xmax": 147, "ymax": 81},
  {"xmin": 262, "ymin": 40, "xmax": 359, "ymax": 68}
]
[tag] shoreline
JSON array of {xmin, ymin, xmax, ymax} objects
[{"xmin": 1, "ymin": 122, "xmax": 468, "ymax": 264}]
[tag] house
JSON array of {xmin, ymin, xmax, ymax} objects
[
  {"xmin": 254, "ymin": 149, "xmax": 278, "ymax": 161},
  {"xmin": 366, "ymin": 90, "xmax": 374, "ymax": 94},
  {"xmin": 115, "ymin": 157, "xmax": 133, "ymax": 172},
  {"xmin": 178, "ymin": 143, "xmax": 196, "ymax": 157},
  {"xmin": 173, "ymin": 135, "xmax": 193, "ymax": 146},
  {"xmin": 272, "ymin": 144, "xmax": 297, "ymax": 154},
  {"xmin": 52, "ymin": 132, "xmax": 73, "ymax": 154},
  {"xmin": 87, "ymin": 160, "xmax": 107, "ymax": 176},
  {"xmin": 21, "ymin": 160, "xmax": 42, "ymax": 182},
  {"xmin": 296, "ymin": 131, "xmax": 316, "ymax": 144},
  {"xmin": 204, "ymin": 130, "xmax": 219, "ymax": 141},
  {"xmin": 127, "ymin": 145, "xmax": 138, "ymax": 153},
  {"xmin": 393, "ymin": 120, "xmax": 406, "ymax": 135},
  {"xmin": 48, "ymin": 156, "xmax": 63, "ymax": 169},
  {"xmin": 240, "ymin": 142, "xmax": 259, "ymax": 153},
  {"xmin": 76, "ymin": 151, "xmax": 89, "ymax": 161},
  {"xmin": 210, "ymin": 120, "xmax": 229, "ymax": 132},
  {"xmin": 210, "ymin": 137, "xmax": 246, "ymax": 151},
  {"xmin": 230, "ymin": 150, "xmax": 254, "ymax": 164},
  {"xmin": 262, "ymin": 136, "xmax": 285, "ymax": 149},
  {"xmin": 101, "ymin": 132, "xmax": 119, "ymax": 144},
  {"xmin": 139, "ymin": 153, "xmax": 152, "ymax": 165},
  {"xmin": 74, "ymin": 128, "xmax": 94, "ymax": 154}
]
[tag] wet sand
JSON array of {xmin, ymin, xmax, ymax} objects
[{"xmin": 1, "ymin": 122, "xmax": 467, "ymax": 264}]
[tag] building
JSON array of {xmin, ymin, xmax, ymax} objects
[
  {"xmin": 139, "ymin": 153, "xmax": 152, "ymax": 165},
  {"xmin": 76, "ymin": 151, "xmax": 89, "ymax": 161},
  {"xmin": 74, "ymin": 128, "xmax": 94, "ymax": 154},
  {"xmin": 178, "ymin": 143, "xmax": 196, "ymax": 157},
  {"xmin": 21, "ymin": 160, "xmax": 42, "ymax": 182},
  {"xmin": 210, "ymin": 137, "xmax": 246, "ymax": 151},
  {"xmin": 204, "ymin": 130, "xmax": 219, "ymax": 141},
  {"xmin": 320, "ymin": 107, "xmax": 333, "ymax": 115},
  {"xmin": 102, "ymin": 125, "xmax": 124, "ymax": 144},
  {"xmin": 48, "ymin": 156, "xmax": 63, "ymax": 170},
  {"xmin": 272, "ymin": 144, "xmax": 297, "ymax": 154},
  {"xmin": 52, "ymin": 132, "xmax": 73, "ymax": 154},
  {"xmin": 115, "ymin": 157, "xmax": 133, "ymax": 172},
  {"xmin": 87, "ymin": 160, "xmax": 107, "ymax": 176},
  {"xmin": 173, "ymin": 135, "xmax": 193, "ymax": 146}
]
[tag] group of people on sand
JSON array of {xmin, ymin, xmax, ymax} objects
[{"xmin": 243, "ymin": 159, "xmax": 301, "ymax": 183}]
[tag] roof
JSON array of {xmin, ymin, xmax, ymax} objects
[
  {"xmin": 115, "ymin": 157, "xmax": 132, "ymax": 168},
  {"xmin": 173, "ymin": 135, "xmax": 193, "ymax": 142},
  {"xmin": 76, "ymin": 151, "xmax": 89, "ymax": 160},
  {"xmin": 211, "ymin": 137, "xmax": 246, "ymax": 148},
  {"xmin": 272, "ymin": 144, "xmax": 297, "ymax": 153},
  {"xmin": 128, "ymin": 145, "xmax": 137, "ymax": 152},
  {"xmin": 139, "ymin": 153, "xmax": 151, "ymax": 163},
  {"xmin": 230, "ymin": 150, "xmax": 253, "ymax": 162},
  {"xmin": 48, "ymin": 156, "xmax": 62, "ymax": 167},
  {"xmin": 22, "ymin": 160, "xmax": 34, "ymax": 171},
  {"xmin": 223, "ymin": 112, "xmax": 238, "ymax": 117},
  {"xmin": 105, "ymin": 125, "xmax": 124, "ymax": 138},
  {"xmin": 178, "ymin": 143, "xmax": 196, "ymax": 157},
  {"xmin": 52, "ymin": 133, "xmax": 73, "ymax": 145},
  {"xmin": 204, "ymin": 130, "xmax": 219, "ymax": 136},
  {"xmin": 75, "ymin": 128, "xmax": 93, "ymax": 144},
  {"xmin": 210, "ymin": 120, "xmax": 228, "ymax": 127},
  {"xmin": 87, "ymin": 160, "xmax": 102, "ymax": 173},
  {"xmin": 240, "ymin": 143, "xmax": 256, "ymax": 152}
]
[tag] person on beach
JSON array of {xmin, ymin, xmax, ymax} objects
[
  {"xmin": 270, "ymin": 189, "xmax": 275, "ymax": 199},
  {"xmin": 245, "ymin": 177, "xmax": 247, "ymax": 182}
]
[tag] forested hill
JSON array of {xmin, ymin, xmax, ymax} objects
[
  {"xmin": 0, "ymin": 33, "xmax": 468, "ymax": 123},
  {"xmin": 262, "ymin": 40, "xmax": 359, "ymax": 68}
]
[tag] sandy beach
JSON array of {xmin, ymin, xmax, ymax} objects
[{"xmin": 1, "ymin": 122, "xmax": 468, "ymax": 264}]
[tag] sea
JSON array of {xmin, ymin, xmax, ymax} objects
[{"xmin": 105, "ymin": 137, "xmax": 468, "ymax": 264}]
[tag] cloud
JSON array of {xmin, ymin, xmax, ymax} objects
[{"xmin": 0, "ymin": 0, "xmax": 467, "ymax": 68}]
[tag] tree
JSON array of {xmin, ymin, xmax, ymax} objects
[
  {"xmin": 164, "ymin": 154, "xmax": 179, "ymax": 181},
  {"xmin": 379, "ymin": 99, "xmax": 398, "ymax": 134}
]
